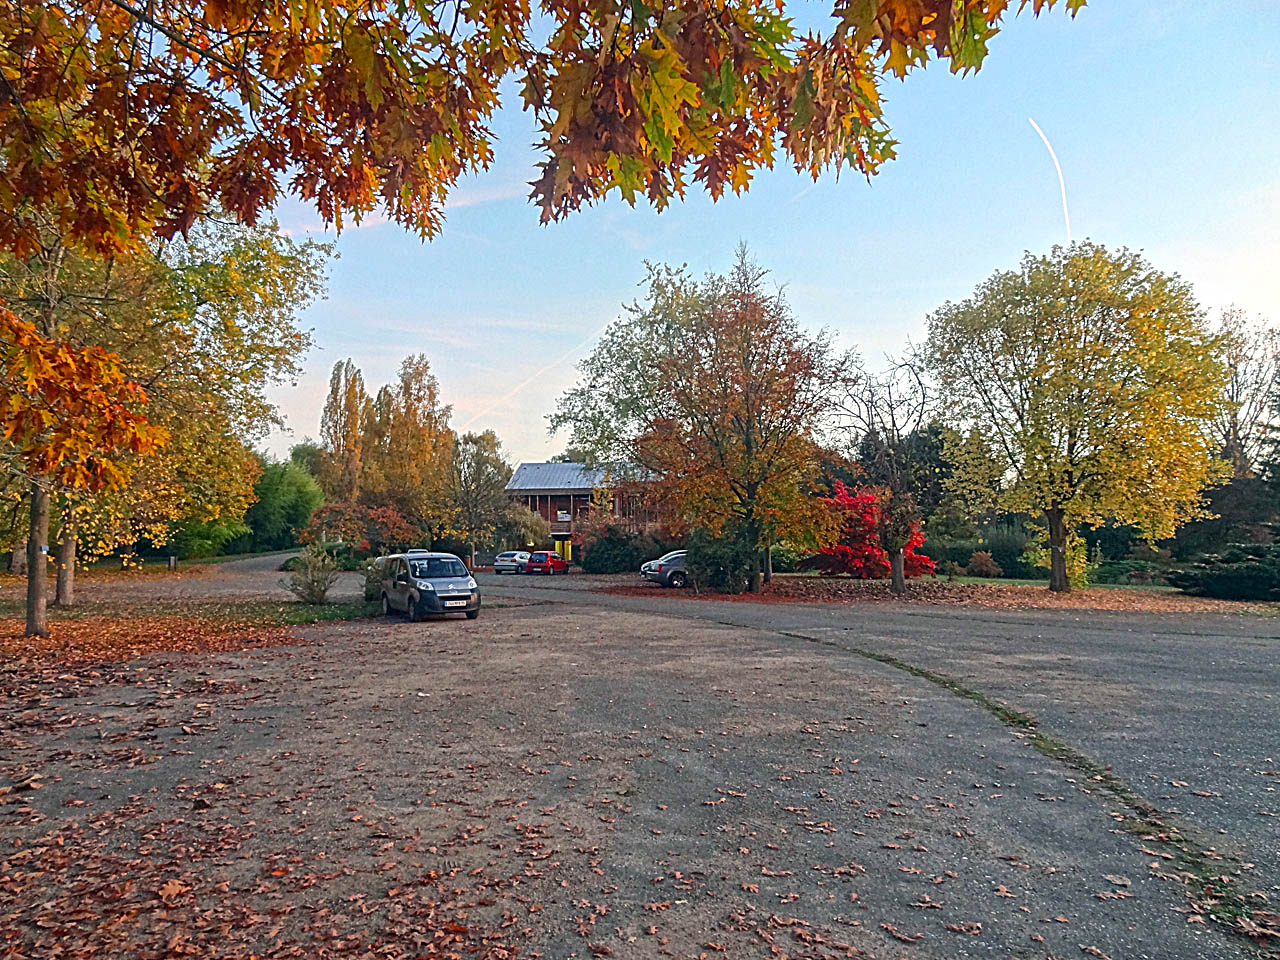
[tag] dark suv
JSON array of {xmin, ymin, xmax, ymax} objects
[{"xmin": 380, "ymin": 552, "xmax": 480, "ymax": 620}]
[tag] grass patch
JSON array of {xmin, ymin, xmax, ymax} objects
[
  {"xmin": 188, "ymin": 548, "xmax": 300, "ymax": 566},
  {"xmin": 227, "ymin": 599, "xmax": 379, "ymax": 625},
  {"xmin": 0, "ymin": 597, "xmax": 377, "ymax": 626},
  {"xmin": 920, "ymin": 573, "xmax": 1180, "ymax": 592}
]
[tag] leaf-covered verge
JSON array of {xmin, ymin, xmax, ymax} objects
[
  {"xmin": 604, "ymin": 576, "xmax": 1280, "ymax": 615},
  {"xmin": 0, "ymin": 600, "xmax": 377, "ymax": 666}
]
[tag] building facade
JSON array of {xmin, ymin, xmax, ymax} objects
[{"xmin": 505, "ymin": 462, "xmax": 649, "ymax": 559}]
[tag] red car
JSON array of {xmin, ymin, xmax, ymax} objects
[{"xmin": 525, "ymin": 550, "xmax": 569, "ymax": 575}]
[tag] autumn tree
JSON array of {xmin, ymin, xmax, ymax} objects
[
  {"xmin": 316, "ymin": 356, "xmax": 458, "ymax": 545},
  {"xmin": 318, "ymin": 360, "xmax": 368, "ymax": 502},
  {"xmin": 450, "ymin": 431, "xmax": 514, "ymax": 566},
  {"xmin": 1, "ymin": 309, "xmax": 164, "ymax": 634},
  {"xmin": 2, "ymin": 1, "xmax": 1081, "ymax": 259},
  {"xmin": 925, "ymin": 242, "xmax": 1229, "ymax": 592},
  {"xmin": 553, "ymin": 249, "xmax": 847, "ymax": 591},
  {"xmin": 835, "ymin": 356, "xmax": 933, "ymax": 594},
  {"xmin": 1, "ymin": 222, "xmax": 328, "ymax": 603},
  {"xmin": 496, "ymin": 503, "xmax": 552, "ymax": 551},
  {"xmin": 802, "ymin": 481, "xmax": 934, "ymax": 580},
  {"xmin": 1211, "ymin": 308, "xmax": 1279, "ymax": 478},
  {"xmin": 361, "ymin": 356, "xmax": 455, "ymax": 539}
]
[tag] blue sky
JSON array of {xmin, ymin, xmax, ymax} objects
[{"xmin": 266, "ymin": 1, "xmax": 1280, "ymax": 465}]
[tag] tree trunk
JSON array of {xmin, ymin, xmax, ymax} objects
[
  {"xmin": 26, "ymin": 482, "xmax": 50, "ymax": 637},
  {"xmin": 748, "ymin": 550, "xmax": 762, "ymax": 593},
  {"xmin": 763, "ymin": 544, "xmax": 773, "ymax": 584},
  {"xmin": 54, "ymin": 518, "xmax": 76, "ymax": 607},
  {"xmin": 1046, "ymin": 507, "xmax": 1070, "ymax": 593},
  {"xmin": 889, "ymin": 548, "xmax": 906, "ymax": 596},
  {"xmin": 9, "ymin": 541, "xmax": 26, "ymax": 575}
]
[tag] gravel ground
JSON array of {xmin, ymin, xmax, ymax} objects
[
  {"xmin": 1, "ymin": 559, "xmax": 1275, "ymax": 959},
  {"xmin": 484, "ymin": 575, "xmax": 1280, "ymax": 900}
]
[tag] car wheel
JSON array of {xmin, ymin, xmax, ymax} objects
[
  {"xmin": 466, "ymin": 610, "xmax": 479, "ymax": 620},
  {"xmin": 668, "ymin": 571, "xmax": 687, "ymax": 589},
  {"xmin": 381, "ymin": 593, "xmax": 393, "ymax": 616},
  {"xmin": 407, "ymin": 596, "xmax": 420, "ymax": 622}
]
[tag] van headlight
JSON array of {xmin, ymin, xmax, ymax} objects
[
  {"xmin": 417, "ymin": 581, "xmax": 435, "ymax": 591},
  {"xmin": 466, "ymin": 577, "xmax": 477, "ymax": 589}
]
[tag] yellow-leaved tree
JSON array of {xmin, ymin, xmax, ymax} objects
[
  {"xmin": 0, "ymin": 309, "xmax": 165, "ymax": 635},
  {"xmin": 925, "ymin": 242, "xmax": 1229, "ymax": 592},
  {"xmin": 317, "ymin": 356, "xmax": 458, "ymax": 544},
  {"xmin": 1, "ymin": 223, "xmax": 328, "ymax": 619}
]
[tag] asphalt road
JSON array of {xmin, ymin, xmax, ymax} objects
[{"xmin": 479, "ymin": 572, "xmax": 1280, "ymax": 904}]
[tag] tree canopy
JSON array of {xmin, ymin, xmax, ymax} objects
[
  {"xmin": 925, "ymin": 242, "xmax": 1229, "ymax": 591},
  {"xmin": 0, "ymin": 221, "xmax": 328, "ymax": 628},
  {"xmin": 2, "ymin": 0, "xmax": 1082, "ymax": 257},
  {"xmin": 315, "ymin": 354, "xmax": 457, "ymax": 545},
  {"xmin": 450, "ymin": 431, "xmax": 514, "ymax": 562},
  {"xmin": 1211, "ymin": 308, "xmax": 1279, "ymax": 478},
  {"xmin": 552, "ymin": 248, "xmax": 847, "ymax": 589}
]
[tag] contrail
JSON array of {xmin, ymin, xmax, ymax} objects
[
  {"xmin": 1028, "ymin": 116, "xmax": 1072, "ymax": 245},
  {"xmin": 456, "ymin": 320, "xmax": 613, "ymax": 431}
]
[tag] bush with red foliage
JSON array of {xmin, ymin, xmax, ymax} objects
[
  {"xmin": 301, "ymin": 502, "xmax": 418, "ymax": 556},
  {"xmin": 802, "ymin": 482, "xmax": 935, "ymax": 579}
]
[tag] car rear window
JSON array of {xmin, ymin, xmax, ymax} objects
[
  {"xmin": 410, "ymin": 558, "xmax": 467, "ymax": 578},
  {"xmin": 531, "ymin": 552, "xmax": 548, "ymax": 561}
]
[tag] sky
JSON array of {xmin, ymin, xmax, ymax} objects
[{"xmin": 264, "ymin": 1, "xmax": 1280, "ymax": 466}]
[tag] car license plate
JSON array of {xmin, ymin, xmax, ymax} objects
[{"xmin": 444, "ymin": 600, "xmax": 467, "ymax": 608}]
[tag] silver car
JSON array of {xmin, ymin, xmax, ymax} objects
[
  {"xmin": 493, "ymin": 550, "xmax": 531, "ymax": 574},
  {"xmin": 380, "ymin": 552, "xmax": 480, "ymax": 621},
  {"xmin": 641, "ymin": 550, "xmax": 688, "ymax": 588}
]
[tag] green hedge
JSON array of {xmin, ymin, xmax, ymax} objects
[
  {"xmin": 582, "ymin": 528, "xmax": 653, "ymax": 574},
  {"xmin": 1168, "ymin": 544, "xmax": 1280, "ymax": 600},
  {"xmin": 687, "ymin": 528, "xmax": 754, "ymax": 594},
  {"xmin": 1091, "ymin": 559, "xmax": 1165, "ymax": 585}
]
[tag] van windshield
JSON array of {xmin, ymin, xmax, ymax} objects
[{"xmin": 410, "ymin": 558, "xmax": 467, "ymax": 579}]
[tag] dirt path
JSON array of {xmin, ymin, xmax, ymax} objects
[
  {"xmin": 484, "ymin": 572, "xmax": 1280, "ymax": 905},
  {"xmin": 2, "ymin": 563, "xmax": 1276, "ymax": 957},
  {"xmin": 2, "ymin": 603, "xmax": 1261, "ymax": 959}
]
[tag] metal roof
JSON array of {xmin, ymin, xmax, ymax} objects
[{"xmin": 505, "ymin": 462, "xmax": 608, "ymax": 493}]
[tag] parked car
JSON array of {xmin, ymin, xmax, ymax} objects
[
  {"xmin": 380, "ymin": 552, "xmax": 480, "ymax": 620},
  {"xmin": 493, "ymin": 550, "xmax": 531, "ymax": 574},
  {"xmin": 641, "ymin": 550, "xmax": 688, "ymax": 588},
  {"xmin": 366, "ymin": 549, "xmax": 438, "ymax": 600},
  {"xmin": 525, "ymin": 550, "xmax": 569, "ymax": 575}
]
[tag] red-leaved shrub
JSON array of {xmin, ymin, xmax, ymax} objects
[{"xmin": 803, "ymin": 482, "xmax": 935, "ymax": 579}]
